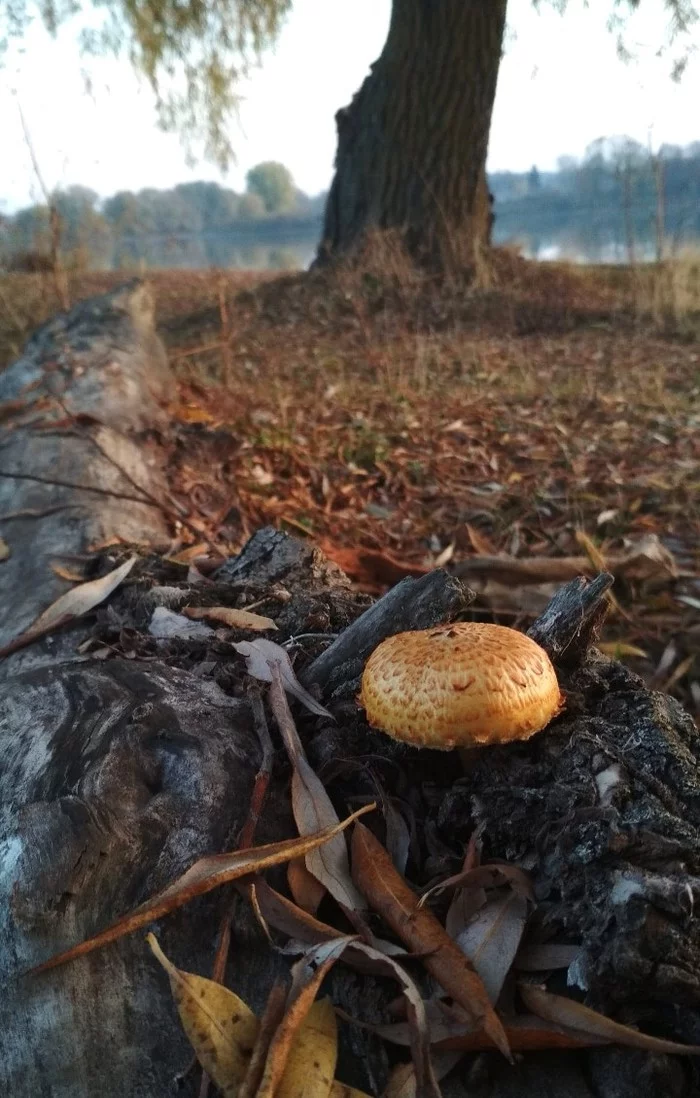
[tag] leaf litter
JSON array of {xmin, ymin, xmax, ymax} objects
[
  {"xmin": 150, "ymin": 266, "xmax": 700, "ymax": 717},
  {"xmin": 14, "ymin": 266, "xmax": 700, "ymax": 1093},
  {"xmin": 28, "ymin": 604, "xmax": 700, "ymax": 1094}
]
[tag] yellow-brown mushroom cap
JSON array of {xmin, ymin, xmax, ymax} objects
[{"xmin": 359, "ymin": 622, "xmax": 563, "ymax": 749}]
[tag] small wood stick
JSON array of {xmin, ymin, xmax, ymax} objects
[
  {"xmin": 199, "ymin": 693, "xmax": 275, "ymax": 1098},
  {"xmin": 237, "ymin": 979, "xmax": 288, "ymax": 1098}
]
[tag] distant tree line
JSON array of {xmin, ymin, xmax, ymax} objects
[
  {"xmin": 490, "ymin": 137, "xmax": 700, "ymax": 261},
  {"xmin": 2, "ymin": 139, "xmax": 699, "ymax": 271},
  {"xmin": 0, "ymin": 161, "xmax": 326, "ymax": 269}
]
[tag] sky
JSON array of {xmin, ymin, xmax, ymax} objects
[{"xmin": 1, "ymin": 0, "xmax": 699, "ymax": 213}]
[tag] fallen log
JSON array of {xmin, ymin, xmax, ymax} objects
[
  {"xmin": 1, "ymin": 283, "xmax": 700, "ymax": 1098},
  {"xmin": 0, "ymin": 279, "xmax": 172, "ymax": 654}
]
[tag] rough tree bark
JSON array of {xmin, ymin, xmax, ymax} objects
[{"xmin": 317, "ymin": 0, "xmax": 507, "ymax": 271}]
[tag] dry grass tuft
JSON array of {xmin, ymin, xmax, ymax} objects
[{"xmin": 635, "ymin": 248, "xmax": 700, "ymax": 340}]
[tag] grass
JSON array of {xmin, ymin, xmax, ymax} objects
[
  {"xmin": 1, "ymin": 249, "xmax": 699, "ymax": 714},
  {"xmin": 639, "ymin": 247, "xmax": 700, "ymax": 340}
]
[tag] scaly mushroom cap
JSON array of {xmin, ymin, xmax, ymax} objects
[{"xmin": 359, "ymin": 622, "xmax": 563, "ymax": 749}]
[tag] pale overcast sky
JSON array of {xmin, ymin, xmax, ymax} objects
[{"xmin": 0, "ymin": 0, "xmax": 698, "ymax": 213}]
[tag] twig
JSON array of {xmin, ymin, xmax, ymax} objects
[
  {"xmin": 198, "ymin": 693, "xmax": 275, "ymax": 1098},
  {"xmin": 0, "ymin": 468, "xmax": 162, "ymax": 507},
  {"xmin": 0, "ymin": 504, "xmax": 76, "ymax": 521},
  {"xmin": 239, "ymin": 694, "xmax": 276, "ymax": 849},
  {"xmin": 0, "ymin": 280, "xmax": 26, "ymax": 332},
  {"xmin": 170, "ymin": 341, "xmax": 225, "ymax": 361},
  {"xmin": 237, "ymin": 979, "xmax": 288, "ymax": 1098},
  {"xmin": 53, "ymin": 397, "xmax": 233, "ymax": 554},
  {"xmin": 54, "ymin": 398, "xmax": 186, "ymax": 511},
  {"xmin": 15, "ymin": 97, "xmax": 70, "ymax": 311},
  {"xmin": 218, "ymin": 276, "xmax": 233, "ymax": 384}
]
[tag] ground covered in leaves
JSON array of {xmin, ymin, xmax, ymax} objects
[
  {"xmin": 0, "ymin": 257, "xmax": 698, "ymax": 718},
  {"xmin": 24, "ymin": 533, "xmax": 700, "ymax": 1098}
]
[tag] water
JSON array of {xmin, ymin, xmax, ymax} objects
[
  {"xmin": 109, "ymin": 226, "xmax": 320, "ymax": 273},
  {"xmin": 101, "ymin": 226, "xmax": 698, "ymax": 272}
]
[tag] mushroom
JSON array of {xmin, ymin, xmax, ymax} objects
[{"xmin": 359, "ymin": 622, "xmax": 563, "ymax": 750}]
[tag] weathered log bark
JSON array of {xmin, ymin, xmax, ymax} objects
[
  {"xmin": 3, "ymin": 284, "xmax": 700, "ymax": 1098},
  {"xmin": 304, "ymin": 568, "xmax": 473, "ymax": 698},
  {"xmin": 0, "ymin": 282, "xmax": 264, "ymax": 1097},
  {"xmin": 317, "ymin": 0, "xmax": 507, "ymax": 271},
  {"xmin": 0, "ymin": 279, "xmax": 172, "ymax": 652}
]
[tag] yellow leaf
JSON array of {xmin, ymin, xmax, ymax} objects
[
  {"xmin": 0, "ymin": 536, "xmax": 10, "ymax": 562},
  {"xmin": 597, "ymin": 642, "xmax": 649, "ymax": 660},
  {"xmin": 147, "ymin": 934, "xmax": 257, "ymax": 1096},
  {"xmin": 330, "ymin": 1085, "xmax": 373, "ymax": 1098},
  {"xmin": 277, "ymin": 998, "xmax": 338, "ymax": 1098},
  {"xmin": 574, "ymin": 530, "xmax": 607, "ymax": 572},
  {"xmin": 184, "ymin": 605, "xmax": 278, "ymax": 632},
  {"xmin": 149, "ymin": 937, "xmax": 369, "ymax": 1098},
  {"xmin": 662, "ymin": 654, "xmax": 695, "ymax": 692},
  {"xmin": 383, "ymin": 1063, "xmax": 419, "ymax": 1098},
  {"xmin": 255, "ymin": 939, "xmax": 351, "ymax": 1098}
]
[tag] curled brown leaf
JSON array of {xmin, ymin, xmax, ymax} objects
[{"xmin": 351, "ymin": 823, "xmax": 511, "ymax": 1061}]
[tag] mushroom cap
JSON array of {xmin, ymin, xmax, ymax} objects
[{"xmin": 359, "ymin": 622, "xmax": 563, "ymax": 749}]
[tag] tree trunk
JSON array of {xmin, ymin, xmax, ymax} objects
[{"xmin": 317, "ymin": 0, "xmax": 507, "ymax": 272}]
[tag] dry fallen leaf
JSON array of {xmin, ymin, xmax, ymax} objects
[
  {"xmin": 245, "ymin": 884, "xmax": 436, "ymax": 1098},
  {"xmin": 235, "ymin": 638, "xmax": 334, "ymax": 719},
  {"xmin": 677, "ymin": 595, "xmax": 700, "ymax": 612},
  {"xmin": 318, "ymin": 540, "xmax": 429, "ymax": 591},
  {"xmin": 239, "ymin": 981, "xmax": 287, "ymax": 1098},
  {"xmin": 330, "ymin": 1084, "xmax": 373, "ymax": 1098},
  {"xmin": 452, "ymin": 890, "xmax": 531, "ymax": 1006},
  {"xmin": 375, "ymin": 1003, "xmax": 610, "ymax": 1052},
  {"xmin": 151, "ymin": 931, "xmax": 370, "ymax": 1098},
  {"xmin": 29, "ymin": 804, "xmax": 374, "ymax": 975},
  {"xmin": 184, "ymin": 605, "xmax": 278, "ymax": 632},
  {"xmin": 287, "ymin": 857, "xmax": 326, "ymax": 917},
  {"xmin": 515, "ymin": 943, "xmax": 581, "ymax": 971},
  {"xmin": 269, "ymin": 664, "xmax": 366, "ymax": 913},
  {"xmin": 252, "ymin": 879, "xmax": 406, "ymax": 965},
  {"xmin": 147, "ymin": 934, "xmax": 257, "ymax": 1095},
  {"xmin": 464, "ymin": 523, "xmax": 497, "ymax": 556},
  {"xmin": 49, "ymin": 561, "xmax": 88, "ymax": 582},
  {"xmin": 252, "ymin": 878, "xmax": 341, "ymax": 945},
  {"xmin": 433, "ymin": 542, "xmax": 455, "ymax": 568},
  {"xmin": 445, "ymin": 884, "xmax": 487, "ymax": 943},
  {"xmin": 346, "ymin": 939, "xmax": 441, "ymax": 1098},
  {"xmin": 520, "ymin": 984, "xmax": 700, "ymax": 1055},
  {"xmin": 383, "ymin": 1052, "xmax": 462, "ymax": 1098},
  {"xmin": 0, "ymin": 555, "xmax": 137, "ymax": 658},
  {"xmin": 384, "ymin": 1062, "xmax": 423, "ymax": 1098},
  {"xmin": 382, "ymin": 796, "xmax": 411, "ymax": 877},
  {"xmin": 255, "ymin": 939, "xmax": 351, "ymax": 1098},
  {"xmin": 0, "ymin": 536, "xmax": 11, "ymax": 562},
  {"xmin": 149, "ymin": 606, "xmax": 215, "ymax": 640},
  {"xmin": 166, "ymin": 542, "xmax": 212, "ymax": 564},
  {"xmin": 275, "ymin": 997, "xmax": 338, "ymax": 1098},
  {"xmin": 421, "ymin": 864, "xmax": 534, "ymax": 908},
  {"xmin": 351, "ymin": 824, "xmax": 511, "ymax": 1060}
]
